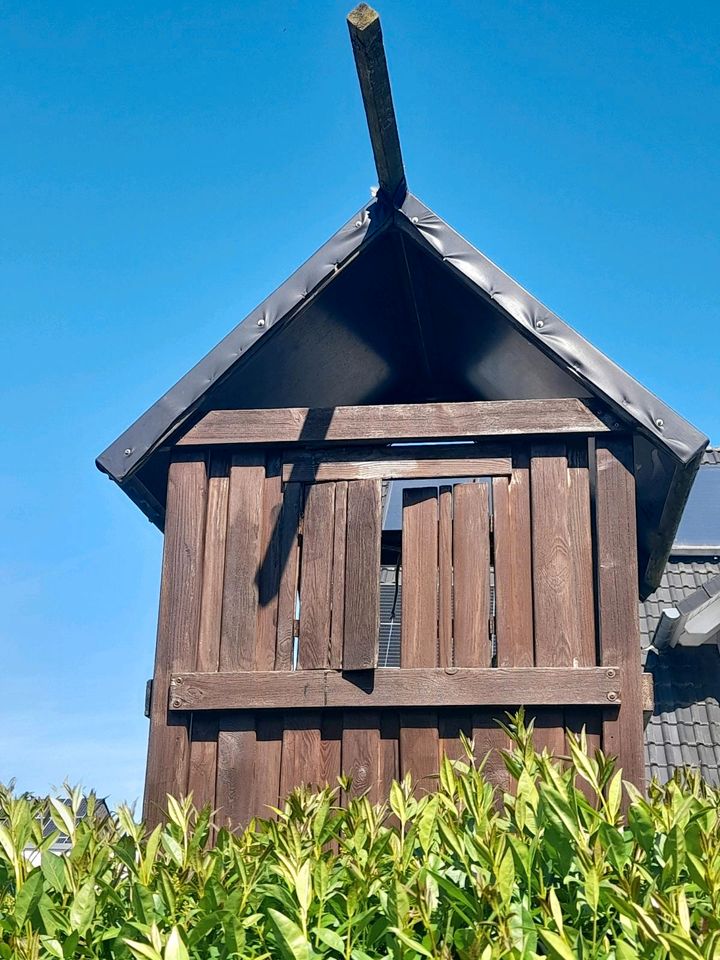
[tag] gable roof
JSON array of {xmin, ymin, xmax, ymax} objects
[{"xmin": 96, "ymin": 5, "xmax": 707, "ymax": 597}]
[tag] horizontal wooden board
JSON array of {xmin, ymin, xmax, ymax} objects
[
  {"xmin": 169, "ymin": 666, "xmax": 621, "ymax": 711},
  {"xmin": 282, "ymin": 448, "xmax": 511, "ymax": 482},
  {"xmin": 177, "ymin": 399, "xmax": 614, "ymax": 446}
]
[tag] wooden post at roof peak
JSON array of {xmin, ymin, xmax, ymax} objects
[{"xmin": 347, "ymin": 3, "xmax": 407, "ymax": 204}]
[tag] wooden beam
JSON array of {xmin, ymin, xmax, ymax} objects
[
  {"xmin": 347, "ymin": 4, "xmax": 406, "ymax": 203},
  {"xmin": 282, "ymin": 448, "xmax": 511, "ymax": 482},
  {"xmin": 177, "ymin": 399, "xmax": 615, "ymax": 447},
  {"xmin": 168, "ymin": 666, "xmax": 621, "ymax": 711}
]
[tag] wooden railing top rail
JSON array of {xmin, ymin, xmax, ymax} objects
[{"xmin": 177, "ymin": 398, "xmax": 620, "ymax": 447}]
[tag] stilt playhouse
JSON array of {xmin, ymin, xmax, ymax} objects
[{"xmin": 97, "ymin": 5, "xmax": 707, "ymax": 827}]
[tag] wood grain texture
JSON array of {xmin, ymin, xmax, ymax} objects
[
  {"xmin": 196, "ymin": 454, "xmax": 230, "ymax": 672},
  {"xmin": 320, "ymin": 712, "xmax": 343, "ymax": 790},
  {"xmin": 275, "ymin": 482, "xmax": 302, "ymax": 670},
  {"xmin": 400, "ymin": 711, "xmax": 439, "ymax": 794},
  {"xmin": 438, "ymin": 485, "xmax": 453, "ymax": 667},
  {"xmin": 298, "ymin": 483, "xmax": 336, "ymax": 669},
  {"xmin": 530, "ymin": 710, "xmax": 566, "ymax": 758},
  {"xmin": 256, "ymin": 457, "xmax": 282, "ymax": 670},
  {"xmin": 342, "ymin": 711, "xmax": 381, "ymax": 802},
  {"xmin": 253, "ymin": 714, "xmax": 284, "ymax": 818},
  {"xmin": 219, "ymin": 454, "xmax": 265, "ymax": 671},
  {"xmin": 280, "ymin": 714, "xmax": 323, "ymax": 798},
  {"xmin": 492, "ymin": 448, "xmax": 534, "ymax": 668},
  {"xmin": 170, "ymin": 666, "xmax": 621, "ymax": 710},
  {"xmin": 347, "ymin": 3, "xmax": 406, "ymax": 201},
  {"xmin": 380, "ymin": 712, "xmax": 400, "ymax": 798},
  {"xmin": 282, "ymin": 454, "xmax": 511, "ymax": 483},
  {"xmin": 144, "ymin": 453, "xmax": 208, "ymax": 827},
  {"xmin": 329, "ymin": 481, "xmax": 348, "ymax": 669},
  {"xmin": 401, "ymin": 487, "xmax": 438, "ymax": 667},
  {"xmin": 453, "ymin": 482, "xmax": 491, "ymax": 667},
  {"xmin": 343, "ymin": 479, "xmax": 381, "ymax": 669},
  {"xmin": 187, "ymin": 714, "xmax": 218, "ymax": 813},
  {"xmin": 530, "ymin": 445, "xmax": 595, "ymax": 668},
  {"xmin": 177, "ymin": 399, "xmax": 614, "ymax": 446},
  {"xmin": 567, "ymin": 443, "xmax": 596, "ymax": 667},
  {"xmin": 216, "ymin": 715, "xmax": 255, "ymax": 829},
  {"xmin": 595, "ymin": 439, "xmax": 645, "ymax": 791},
  {"xmin": 473, "ymin": 710, "xmax": 511, "ymax": 795}
]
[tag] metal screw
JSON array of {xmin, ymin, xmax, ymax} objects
[
  {"xmin": 607, "ymin": 691, "xmax": 618, "ymax": 702},
  {"xmin": 412, "ymin": 216, "xmax": 419, "ymax": 223},
  {"xmin": 606, "ymin": 668, "xmax": 616, "ymax": 679},
  {"xmin": 124, "ymin": 448, "xmax": 132, "ymax": 456},
  {"xmin": 257, "ymin": 318, "xmax": 265, "ymax": 327},
  {"xmin": 536, "ymin": 320, "xmax": 545, "ymax": 329},
  {"xmin": 655, "ymin": 418, "xmax": 664, "ymax": 428},
  {"xmin": 174, "ymin": 676, "xmax": 183, "ymax": 684},
  {"xmin": 172, "ymin": 699, "xmax": 182, "ymax": 708},
  {"xmin": 355, "ymin": 220, "xmax": 362, "ymax": 228}
]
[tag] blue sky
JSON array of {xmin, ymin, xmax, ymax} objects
[{"xmin": 2, "ymin": 0, "xmax": 718, "ymax": 807}]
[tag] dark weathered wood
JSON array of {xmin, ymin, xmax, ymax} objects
[
  {"xmin": 275, "ymin": 482, "xmax": 302, "ymax": 670},
  {"xmin": 343, "ymin": 479, "xmax": 381, "ymax": 669},
  {"xmin": 595, "ymin": 439, "xmax": 645, "ymax": 790},
  {"xmin": 280, "ymin": 714, "xmax": 323, "ymax": 797},
  {"xmin": 347, "ymin": 4, "xmax": 406, "ymax": 202},
  {"xmin": 144, "ymin": 453, "xmax": 208, "ymax": 827},
  {"xmin": 492, "ymin": 449, "xmax": 534, "ymax": 668},
  {"xmin": 177, "ymin": 399, "xmax": 614, "ymax": 446},
  {"xmin": 401, "ymin": 487, "xmax": 438, "ymax": 667},
  {"xmin": 216, "ymin": 714, "xmax": 255, "ymax": 829},
  {"xmin": 438, "ymin": 485, "xmax": 453, "ymax": 667},
  {"xmin": 453, "ymin": 482, "xmax": 491, "ymax": 667},
  {"xmin": 439, "ymin": 711, "xmax": 472, "ymax": 762},
  {"xmin": 329, "ymin": 481, "xmax": 348, "ymax": 669},
  {"xmin": 253, "ymin": 714, "xmax": 284, "ymax": 818},
  {"xmin": 196, "ymin": 454, "xmax": 229, "ymax": 673},
  {"xmin": 256, "ymin": 457, "xmax": 282, "ymax": 670},
  {"xmin": 219, "ymin": 454, "xmax": 265, "ymax": 670},
  {"xmin": 282, "ymin": 453, "xmax": 511, "ymax": 482},
  {"xmin": 400, "ymin": 711, "xmax": 439, "ymax": 794},
  {"xmin": 342, "ymin": 711, "xmax": 381, "ymax": 802},
  {"xmin": 473, "ymin": 711, "xmax": 511, "ymax": 795},
  {"xmin": 298, "ymin": 483, "xmax": 336, "ymax": 669},
  {"xmin": 187, "ymin": 714, "xmax": 218, "ymax": 812},
  {"xmin": 320, "ymin": 712, "xmax": 343, "ymax": 790},
  {"xmin": 530, "ymin": 710, "xmax": 566, "ymax": 757},
  {"xmin": 170, "ymin": 666, "xmax": 621, "ymax": 710},
  {"xmin": 380, "ymin": 712, "xmax": 400, "ymax": 797},
  {"xmin": 530, "ymin": 445, "xmax": 595, "ymax": 668},
  {"xmin": 567, "ymin": 443, "xmax": 596, "ymax": 667}
]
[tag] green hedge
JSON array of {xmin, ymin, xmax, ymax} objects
[{"xmin": 2, "ymin": 714, "xmax": 720, "ymax": 960}]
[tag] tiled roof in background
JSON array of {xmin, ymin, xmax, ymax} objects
[{"xmin": 702, "ymin": 448, "xmax": 720, "ymax": 465}]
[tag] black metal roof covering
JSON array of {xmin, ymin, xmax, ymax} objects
[{"xmin": 96, "ymin": 5, "xmax": 707, "ymax": 598}]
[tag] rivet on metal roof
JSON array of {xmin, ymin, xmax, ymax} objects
[
  {"xmin": 535, "ymin": 319, "xmax": 545, "ymax": 329},
  {"xmin": 411, "ymin": 216, "xmax": 419, "ymax": 223},
  {"xmin": 656, "ymin": 418, "xmax": 665, "ymax": 429},
  {"xmin": 354, "ymin": 220, "xmax": 362, "ymax": 228},
  {"xmin": 124, "ymin": 448, "xmax": 132, "ymax": 456},
  {"xmin": 257, "ymin": 318, "xmax": 266, "ymax": 327}
]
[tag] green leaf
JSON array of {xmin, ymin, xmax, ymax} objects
[
  {"xmin": 539, "ymin": 928, "xmax": 576, "ymax": 960},
  {"xmin": 48, "ymin": 798, "xmax": 75, "ymax": 838},
  {"xmin": 268, "ymin": 908, "xmax": 317, "ymax": 960},
  {"xmin": 15, "ymin": 870, "xmax": 44, "ymax": 927},
  {"xmin": 124, "ymin": 939, "xmax": 163, "ymax": 960},
  {"xmin": 388, "ymin": 928, "xmax": 434, "ymax": 958},
  {"xmin": 41, "ymin": 851, "xmax": 66, "ymax": 892},
  {"xmin": 164, "ymin": 927, "xmax": 189, "ymax": 960},
  {"xmin": 316, "ymin": 928, "xmax": 344, "ymax": 953},
  {"xmin": 69, "ymin": 880, "xmax": 96, "ymax": 934}
]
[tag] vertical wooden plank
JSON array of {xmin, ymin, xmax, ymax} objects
[
  {"xmin": 530, "ymin": 710, "xmax": 566, "ymax": 758},
  {"xmin": 220, "ymin": 454, "xmax": 265, "ymax": 670},
  {"xmin": 439, "ymin": 711, "xmax": 472, "ymax": 763},
  {"xmin": 530, "ymin": 444, "xmax": 595, "ymax": 668},
  {"xmin": 329, "ymin": 481, "xmax": 348, "ymax": 669},
  {"xmin": 400, "ymin": 488, "xmax": 439, "ymax": 792},
  {"xmin": 342, "ymin": 711, "xmax": 381, "ymax": 802},
  {"xmin": 275, "ymin": 482, "xmax": 302, "ymax": 670},
  {"xmin": 438, "ymin": 485, "xmax": 453, "ymax": 667},
  {"xmin": 216, "ymin": 714, "xmax": 255, "ymax": 830},
  {"xmin": 256, "ymin": 456, "xmax": 283, "ymax": 670},
  {"xmin": 280, "ymin": 714, "xmax": 323, "ymax": 798},
  {"xmin": 253, "ymin": 714, "xmax": 284, "ymax": 818},
  {"xmin": 343, "ymin": 479, "xmax": 382, "ymax": 669},
  {"xmin": 196, "ymin": 454, "xmax": 230, "ymax": 673},
  {"xmin": 299, "ymin": 484, "xmax": 336, "ymax": 669},
  {"xmin": 144, "ymin": 453, "xmax": 208, "ymax": 827},
  {"xmin": 472, "ymin": 711, "xmax": 511, "ymax": 795},
  {"xmin": 401, "ymin": 487, "xmax": 438, "ymax": 666},
  {"xmin": 379, "ymin": 712, "xmax": 400, "ymax": 798},
  {"xmin": 320, "ymin": 712, "xmax": 343, "ymax": 790},
  {"xmin": 595, "ymin": 439, "xmax": 645, "ymax": 791},
  {"xmin": 492, "ymin": 448, "xmax": 534, "ymax": 668},
  {"xmin": 453, "ymin": 482, "xmax": 491, "ymax": 667},
  {"xmin": 187, "ymin": 715, "xmax": 219, "ymax": 812}
]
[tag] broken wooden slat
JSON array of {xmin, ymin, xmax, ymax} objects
[
  {"xmin": 298, "ymin": 483, "xmax": 336, "ymax": 669},
  {"xmin": 170, "ymin": 667, "xmax": 624, "ymax": 712},
  {"xmin": 453, "ymin": 482, "xmax": 491, "ymax": 667},
  {"xmin": 343, "ymin": 479, "xmax": 382, "ymax": 669},
  {"xmin": 177, "ymin": 399, "xmax": 615, "ymax": 446},
  {"xmin": 144, "ymin": 453, "xmax": 208, "ymax": 827}
]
